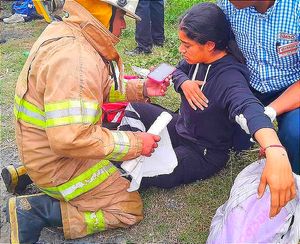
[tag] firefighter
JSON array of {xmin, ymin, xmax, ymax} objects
[{"xmin": 6, "ymin": 0, "xmax": 169, "ymax": 243}]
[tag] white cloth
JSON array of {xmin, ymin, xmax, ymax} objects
[
  {"xmin": 207, "ymin": 159, "xmax": 300, "ymax": 244},
  {"xmin": 264, "ymin": 106, "xmax": 277, "ymax": 122},
  {"xmin": 235, "ymin": 106, "xmax": 277, "ymax": 135},
  {"xmin": 121, "ymin": 112, "xmax": 178, "ymax": 192}
]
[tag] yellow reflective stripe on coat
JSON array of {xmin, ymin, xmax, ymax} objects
[
  {"xmin": 14, "ymin": 95, "xmax": 46, "ymax": 128},
  {"xmin": 105, "ymin": 131, "xmax": 130, "ymax": 161},
  {"xmin": 39, "ymin": 188, "xmax": 64, "ymax": 200},
  {"xmin": 45, "ymin": 100, "xmax": 102, "ymax": 127},
  {"xmin": 108, "ymin": 83, "xmax": 127, "ymax": 102},
  {"xmin": 14, "ymin": 95, "xmax": 102, "ymax": 128},
  {"xmin": 84, "ymin": 210, "xmax": 105, "ymax": 234},
  {"xmin": 39, "ymin": 160, "xmax": 118, "ymax": 201}
]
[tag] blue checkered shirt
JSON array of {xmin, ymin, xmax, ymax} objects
[{"xmin": 218, "ymin": 0, "xmax": 300, "ymax": 93}]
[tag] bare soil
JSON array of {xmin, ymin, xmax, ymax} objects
[{"xmin": 0, "ymin": 3, "xmax": 194, "ymax": 243}]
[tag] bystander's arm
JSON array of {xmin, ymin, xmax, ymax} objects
[{"xmin": 269, "ymin": 80, "xmax": 300, "ymax": 116}]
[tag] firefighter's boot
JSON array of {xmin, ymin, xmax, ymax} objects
[
  {"xmin": 1, "ymin": 164, "xmax": 32, "ymax": 194},
  {"xmin": 6, "ymin": 193, "xmax": 62, "ymax": 244}
]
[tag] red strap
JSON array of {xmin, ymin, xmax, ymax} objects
[{"xmin": 259, "ymin": 145, "xmax": 286, "ymax": 158}]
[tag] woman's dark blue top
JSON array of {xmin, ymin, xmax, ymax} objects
[{"xmin": 173, "ymin": 55, "xmax": 273, "ymax": 152}]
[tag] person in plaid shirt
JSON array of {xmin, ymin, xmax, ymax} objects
[{"xmin": 218, "ymin": 0, "xmax": 300, "ymax": 174}]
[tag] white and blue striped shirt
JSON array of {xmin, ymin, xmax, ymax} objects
[{"xmin": 219, "ymin": 0, "xmax": 300, "ymax": 93}]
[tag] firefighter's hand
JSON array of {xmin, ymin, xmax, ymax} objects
[
  {"xmin": 137, "ymin": 132, "xmax": 160, "ymax": 157},
  {"xmin": 258, "ymin": 147, "xmax": 296, "ymax": 217},
  {"xmin": 181, "ymin": 80, "xmax": 208, "ymax": 110},
  {"xmin": 144, "ymin": 76, "xmax": 170, "ymax": 97}
]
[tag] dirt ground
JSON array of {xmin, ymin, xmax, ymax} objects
[
  {"xmin": 0, "ymin": 1, "xmax": 260, "ymax": 243},
  {"xmin": 0, "ymin": 4, "xmax": 131, "ymax": 243},
  {"xmin": 0, "ymin": 3, "xmax": 196, "ymax": 244}
]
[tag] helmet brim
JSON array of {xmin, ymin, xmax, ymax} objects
[
  {"xmin": 102, "ymin": 0, "xmax": 141, "ymax": 21},
  {"xmin": 124, "ymin": 11, "xmax": 141, "ymax": 21}
]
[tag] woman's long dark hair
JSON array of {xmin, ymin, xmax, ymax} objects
[{"xmin": 179, "ymin": 3, "xmax": 245, "ymax": 64}]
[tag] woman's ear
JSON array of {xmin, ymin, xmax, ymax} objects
[{"xmin": 205, "ymin": 41, "xmax": 216, "ymax": 52}]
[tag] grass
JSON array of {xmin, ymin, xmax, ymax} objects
[{"xmin": 0, "ymin": 0, "xmax": 259, "ymax": 243}]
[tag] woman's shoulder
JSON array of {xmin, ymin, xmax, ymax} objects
[
  {"xmin": 213, "ymin": 56, "xmax": 250, "ymax": 85},
  {"xmin": 215, "ymin": 55, "xmax": 248, "ymax": 74}
]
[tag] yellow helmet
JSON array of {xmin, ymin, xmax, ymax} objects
[{"xmin": 102, "ymin": 0, "xmax": 141, "ymax": 21}]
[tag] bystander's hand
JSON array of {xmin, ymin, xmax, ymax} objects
[
  {"xmin": 136, "ymin": 132, "xmax": 160, "ymax": 157},
  {"xmin": 268, "ymin": 80, "xmax": 300, "ymax": 116},
  {"xmin": 181, "ymin": 80, "xmax": 209, "ymax": 110}
]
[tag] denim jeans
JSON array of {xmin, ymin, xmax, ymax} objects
[{"xmin": 253, "ymin": 88, "xmax": 300, "ymax": 174}]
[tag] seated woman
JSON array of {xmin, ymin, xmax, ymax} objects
[{"xmin": 122, "ymin": 2, "xmax": 295, "ymax": 217}]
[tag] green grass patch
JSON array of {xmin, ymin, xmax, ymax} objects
[{"xmin": 0, "ymin": 0, "xmax": 261, "ymax": 243}]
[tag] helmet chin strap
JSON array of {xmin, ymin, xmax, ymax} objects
[
  {"xmin": 109, "ymin": 6, "xmax": 116, "ymax": 33},
  {"xmin": 110, "ymin": 61, "xmax": 119, "ymax": 91}
]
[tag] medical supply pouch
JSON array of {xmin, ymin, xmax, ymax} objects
[{"xmin": 102, "ymin": 102, "xmax": 128, "ymax": 129}]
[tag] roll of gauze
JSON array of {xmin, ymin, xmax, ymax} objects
[
  {"xmin": 147, "ymin": 111, "xmax": 172, "ymax": 135},
  {"xmin": 121, "ymin": 111, "xmax": 175, "ymax": 192}
]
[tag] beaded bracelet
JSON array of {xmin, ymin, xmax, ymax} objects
[{"xmin": 259, "ymin": 144, "xmax": 286, "ymax": 158}]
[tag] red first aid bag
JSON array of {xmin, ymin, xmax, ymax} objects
[
  {"xmin": 102, "ymin": 102, "xmax": 128, "ymax": 127},
  {"xmin": 101, "ymin": 75, "xmax": 138, "ymax": 128}
]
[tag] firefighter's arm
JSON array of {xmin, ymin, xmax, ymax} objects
[
  {"xmin": 108, "ymin": 79, "xmax": 169, "ymax": 103},
  {"xmin": 47, "ymin": 123, "xmax": 160, "ymax": 161},
  {"xmin": 43, "ymin": 43, "xmax": 159, "ymax": 161},
  {"xmin": 47, "ymin": 125, "xmax": 134, "ymax": 159},
  {"xmin": 254, "ymin": 128, "xmax": 296, "ymax": 218},
  {"xmin": 268, "ymin": 80, "xmax": 300, "ymax": 116}
]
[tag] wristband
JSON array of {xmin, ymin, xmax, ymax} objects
[{"xmin": 259, "ymin": 144, "xmax": 286, "ymax": 158}]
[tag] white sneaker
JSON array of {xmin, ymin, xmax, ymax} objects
[{"xmin": 3, "ymin": 14, "xmax": 26, "ymax": 24}]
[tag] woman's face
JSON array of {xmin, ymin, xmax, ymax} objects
[{"xmin": 178, "ymin": 30, "xmax": 210, "ymax": 64}]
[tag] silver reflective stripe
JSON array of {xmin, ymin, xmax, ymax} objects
[
  {"xmin": 46, "ymin": 107, "xmax": 99, "ymax": 119},
  {"xmin": 114, "ymin": 132, "xmax": 127, "ymax": 156},
  {"xmin": 15, "ymin": 103, "xmax": 45, "ymax": 121},
  {"xmin": 107, "ymin": 131, "xmax": 130, "ymax": 160},
  {"xmin": 59, "ymin": 164, "xmax": 112, "ymax": 198}
]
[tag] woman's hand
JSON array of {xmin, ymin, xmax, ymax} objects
[
  {"xmin": 181, "ymin": 80, "xmax": 209, "ymax": 110},
  {"xmin": 255, "ymin": 128, "xmax": 296, "ymax": 218},
  {"xmin": 258, "ymin": 147, "xmax": 296, "ymax": 217}
]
